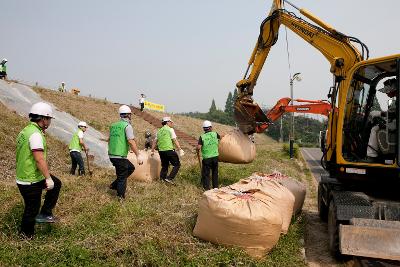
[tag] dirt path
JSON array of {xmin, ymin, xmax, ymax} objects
[{"xmin": 300, "ymin": 148, "xmax": 341, "ymax": 267}]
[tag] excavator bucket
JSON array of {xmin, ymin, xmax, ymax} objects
[
  {"xmin": 234, "ymin": 98, "xmax": 269, "ymax": 134},
  {"xmin": 339, "ymin": 218, "xmax": 400, "ymax": 261}
]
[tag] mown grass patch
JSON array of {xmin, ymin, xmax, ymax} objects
[{"xmin": 1, "ymin": 89, "xmax": 308, "ymax": 266}]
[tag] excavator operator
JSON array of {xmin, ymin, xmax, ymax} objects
[{"xmin": 366, "ymin": 78, "xmax": 398, "ymax": 163}]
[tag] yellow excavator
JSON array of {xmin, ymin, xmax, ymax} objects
[{"xmin": 234, "ymin": 0, "xmax": 400, "ymax": 261}]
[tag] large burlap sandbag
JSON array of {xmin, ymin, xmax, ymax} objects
[
  {"xmin": 193, "ymin": 187, "xmax": 282, "ymax": 258},
  {"xmin": 218, "ymin": 129, "xmax": 256, "ymax": 164},
  {"xmin": 252, "ymin": 171, "xmax": 306, "ymax": 215},
  {"xmin": 231, "ymin": 178, "xmax": 294, "ymax": 234},
  {"xmin": 127, "ymin": 150, "xmax": 161, "ymax": 182}
]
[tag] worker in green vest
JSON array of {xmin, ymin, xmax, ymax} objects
[
  {"xmin": 0, "ymin": 58, "xmax": 7, "ymax": 80},
  {"xmin": 151, "ymin": 117, "xmax": 184, "ymax": 185},
  {"xmin": 58, "ymin": 82, "xmax": 65, "ymax": 92},
  {"xmin": 16, "ymin": 102, "xmax": 62, "ymax": 238},
  {"xmin": 196, "ymin": 120, "xmax": 223, "ymax": 190},
  {"xmin": 108, "ymin": 105, "xmax": 143, "ymax": 200},
  {"xmin": 69, "ymin": 121, "xmax": 89, "ymax": 176}
]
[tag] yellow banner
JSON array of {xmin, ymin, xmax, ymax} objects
[{"xmin": 144, "ymin": 100, "xmax": 165, "ymax": 112}]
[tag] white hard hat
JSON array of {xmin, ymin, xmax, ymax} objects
[
  {"xmin": 203, "ymin": 120, "xmax": 212, "ymax": 128},
  {"xmin": 2, "ymin": 58, "xmax": 7, "ymax": 62},
  {"xmin": 78, "ymin": 121, "xmax": 87, "ymax": 127},
  {"xmin": 162, "ymin": 116, "xmax": 173, "ymax": 123},
  {"xmin": 119, "ymin": 105, "xmax": 131, "ymax": 114},
  {"xmin": 29, "ymin": 102, "xmax": 54, "ymax": 118},
  {"xmin": 61, "ymin": 81, "xmax": 65, "ymax": 84}
]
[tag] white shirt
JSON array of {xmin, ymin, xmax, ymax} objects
[
  {"xmin": 139, "ymin": 97, "xmax": 145, "ymax": 104},
  {"xmin": 29, "ymin": 132, "xmax": 44, "ymax": 150}
]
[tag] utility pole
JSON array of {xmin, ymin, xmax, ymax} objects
[{"xmin": 289, "ymin": 72, "xmax": 301, "ymax": 159}]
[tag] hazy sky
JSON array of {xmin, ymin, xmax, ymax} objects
[{"xmin": 1, "ymin": 1, "xmax": 399, "ymax": 113}]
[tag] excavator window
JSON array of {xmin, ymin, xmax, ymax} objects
[{"xmin": 342, "ymin": 59, "xmax": 398, "ymax": 164}]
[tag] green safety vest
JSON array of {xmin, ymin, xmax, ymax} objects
[
  {"xmin": 108, "ymin": 120, "xmax": 129, "ymax": 157},
  {"xmin": 201, "ymin": 131, "xmax": 219, "ymax": 159},
  {"xmin": 0, "ymin": 64, "xmax": 6, "ymax": 73},
  {"xmin": 16, "ymin": 122, "xmax": 47, "ymax": 183},
  {"xmin": 157, "ymin": 125, "xmax": 174, "ymax": 151},
  {"xmin": 69, "ymin": 129, "xmax": 83, "ymax": 152}
]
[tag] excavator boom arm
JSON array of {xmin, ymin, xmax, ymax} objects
[
  {"xmin": 234, "ymin": 0, "xmax": 363, "ymax": 134},
  {"xmin": 256, "ymin": 97, "xmax": 331, "ymax": 133}
]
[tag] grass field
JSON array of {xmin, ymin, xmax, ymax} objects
[{"xmin": 0, "ymin": 87, "xmax": 311, "ymax": 266}]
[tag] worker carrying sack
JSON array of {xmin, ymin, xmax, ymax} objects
[
  {"xmin": 252, "ymin": 171, "xmax": 306, "ymax": 215},
  {"xmin": 193, "ymin": 187, "xmax": 282, "ymax": 258},
  {"xmin": 127, "ymin": 150, "xmax": 161, "ymax": 182},
  {"xmin": 231, "ymin": 178, "xmax": 294, "ymax": 234},
  {"xmin": 218, "ymin": 129, "xmax": 256, "ymax": 164}
]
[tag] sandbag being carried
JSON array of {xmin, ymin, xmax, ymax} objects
[
  {"xmin": 231, "ymin": 178, "xmax": 294, "ymax": 234},
  {"xmin": 193, "ymin": 187, "xmax": 282, "ymax": 258},
  {"xmin": 218, "ymin": 129, "xmax": 256, "ymax": 164},
  {"xmin": 127, "ymin": 150, "xmax": 161, "ymax": 182},
  {"xmin": 251, "ymin": 171, "xmax": 306, "ymax": 215}
]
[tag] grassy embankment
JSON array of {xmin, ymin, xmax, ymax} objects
[{"xmin": 0, "ymin": 86, "xmax": 310, "ymax": 266}]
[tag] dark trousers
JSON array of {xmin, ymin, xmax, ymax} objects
[
  {"xmin": 109, "ymin": 158, "xmax": 135, "ymax": 198},
  {"xmin": 159, "ymin": 150, "xmax": 180, "ymax": 180},
  {"xmin": 202, "ymin": 157, "xmax": 219, "ymax": 190},
  {"xmin": 70, "ymin": 151, "xmax": 85, "ymax": 175},
  {"xmin": 140, "ymin": 103, "xmax": 144, "ymax": 111},
  {"xmin": 0, "ymin": 71, "xmax": 6, "ymax": 79},
  {"xmin": 17, "ymin": 175, "xmax": 62, "ymax": 237}
]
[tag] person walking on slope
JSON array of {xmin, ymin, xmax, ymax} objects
[
  {"xmin": 196, "ymin": 120, "xmax": 222, "ymax": 190},
  {"xmin": 58, "ymin": 82, "xmax": 65, "ymax": 92},
  {"xmin": 151, "ymin": 117, "xmax": 184, "ymax": 184},
  {"xmin": 69, "ymin": 121, "xmax": 89, "ymax": 176},
  {"xmin": 108, "ymin": 105, "xmax": 143, "ymax": 200},
  {"xmin": 16, "ymin": 102, "xmax": 62, "ymax": 238},
  {"xmin": 139, "ymin": 94, "xmax": 146, "ymax": 112},
  {"xmin": 0, "ymin": 58, "xmax": 8, "ymax": 80}
]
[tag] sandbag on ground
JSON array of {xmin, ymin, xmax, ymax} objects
[
  {"xmin": 231, "ymin": 178, "xmax": 294, "ymax": 234},
  {"xmin": 193, "ymin": 187, "xmax": 282, "ymax": 258},
  {"xmin": 251, "ymin": 171, "xmax": 306, "ymax": 215},
  {"xmin": 127, "ymin": 150, "xmax": 161, "ymax": 182},
  {"xmin": 218, "ymin": 129, "xmax": 256, "ymax": 164}
]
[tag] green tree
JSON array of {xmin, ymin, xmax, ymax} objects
[
  {"xmin": 224, "ymin": 92, "xmax": 234, "ymax": 115},
  {"xmin": 232, "ymin": 88, "xmax": 238, "ymax": 102},
  {"xmin": 209, "ymin": 99, "xmax": 217, "ymax": 113}
]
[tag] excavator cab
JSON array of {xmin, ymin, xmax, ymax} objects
[{"xmin": 341, "ymin": 58, "xmax": 399, "ymax": 171}]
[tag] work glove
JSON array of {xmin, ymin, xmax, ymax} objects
[
  {"xmin": 137, "ymin": 153, "xmax": 144, "ymax": 165},
  {"xmin": 179, "ymin": 149, "xmax": 185, "ymax": 157},
  {"xmin": 45, "ymin": 177, "xmax": 54, "ymax": 190}
]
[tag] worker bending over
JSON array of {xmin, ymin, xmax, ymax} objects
[
  {"xmin": 197, "ymin": 120, "xmax": 222, "ymax": 190},
  {"xmin": 16, "ymin": 102, "xmax": 62, "ymax": 237},
  {"xmin": 69, "ymin": 121, "xmax": 89, "ymax": 176}
]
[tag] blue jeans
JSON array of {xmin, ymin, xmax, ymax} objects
[{"xmin": 70, "ymin": 151, "xmax": 85, "ymax": 175}]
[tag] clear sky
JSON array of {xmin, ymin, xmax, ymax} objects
[{"xmin": 1, "ymin": 1, "xmax": 399, "ymax": 113}]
